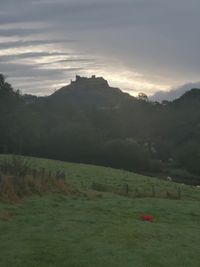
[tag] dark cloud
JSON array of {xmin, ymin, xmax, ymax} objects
[{"xmin": 1, "ymin": 0, "xmax": 200, "ymax": 95}]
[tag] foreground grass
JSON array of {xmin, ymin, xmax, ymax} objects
[
  {"xmin": 0, "ymin": 155, "xmax": 200, "ymax": 266},
  {"xmin": 0, "ymin": 194, "xmax": 200, "ymax": 267}
]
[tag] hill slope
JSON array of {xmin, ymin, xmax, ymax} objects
[
  {"xmin": 0, "ymin": 156, "xmax": 200, "ymax": 267},
  {"xmin": 49, "ymin": 75, "xmax": 132, "ymax": 108}
]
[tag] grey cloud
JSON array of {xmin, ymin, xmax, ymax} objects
[
  {"xmin": 1, "ymin": 0, "xmax": 200, "ymax": 95},
  {"xmin": 0, "ymin": 61, "xmax": 84, "ymax": 78},
  {"xmin": 0, "ymin": 28, "xmax": 47, "ymax": 37},
  {"xmin": 38, "ymin": 58, "xmax": 96, "ymax": 66},
  {"xmin": 1, "ymin": 64, "xmax": 83, "ymax": 77},
  {"xmin": 0, "ymin": 39, "xmax": 75, "ymax": 50},
  {"xmin": 0, "ymin": 1, "xmax": 167, "ymax": 28},
  {"xmin": 0, "ymin": 52, "xmax": 72, "ymax": 61}
]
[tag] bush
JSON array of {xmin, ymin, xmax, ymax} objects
[{"xmin": 0, "ymin": 155, "xmax": 71, "ymax": 202}]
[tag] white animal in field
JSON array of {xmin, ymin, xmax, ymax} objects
[
  {"xmin": 166, "ymin": 176, "xmax": 172, "ymax": 182},
  {"xmin": 196, "ymin": 185, "xmax": 200, "ymax": 189}
]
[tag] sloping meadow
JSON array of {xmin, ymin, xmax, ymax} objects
[
  {"xmin": 0, "ymin": 154, "xmax": 199, "ymax": 202},
  {"xmin": 0, "ymin": 155, "xmax": 199, "ymax": 267}
]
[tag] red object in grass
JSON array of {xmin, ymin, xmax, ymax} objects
[{"xmin": 140, "ymin": 214, "xmax": 154, "ymax": 222}]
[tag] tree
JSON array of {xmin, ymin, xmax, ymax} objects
[{"xmin": 137, "ymin": 92, "xmax": 148, "ymax": 101}]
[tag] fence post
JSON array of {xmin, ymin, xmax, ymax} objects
[
  {"xmin": 61, "ymin": 171, "xmax": 65, "ymax": 181},
  {"xmin": 166, "ymin": 191, "xmax": 169, "ymax": 198},
  {"xmin": 124, "ymin": 183, "xmax": 129, "ymax": 196},
  {"xmin": 177, "ymin": 187, "xmax": 181, "ymax": 199},
  {"xmin": 56, "ymin": 171, "xmax": 60, "ymax": 180},
  {"xmin": 151, "ymin": 184, "xmax": 156, "ymax": 197},
  {"xmin": 41, "ymin": 168, "xmax": 45, "ymax": 178},
  {"xmin": 33, "ymin": 169, "xmax": 37, "ymax": 179},
  {"xmin": 135, "ymin": 187, "xmax": 139, "ymax": 197}
]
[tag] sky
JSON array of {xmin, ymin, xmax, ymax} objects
[{"xmin": 1, "ymin": 0, "xmax": 200, "ymax": 96}]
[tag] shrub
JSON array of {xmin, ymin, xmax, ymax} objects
[{"xmin": 0, "ymin": 155, "xmax": 71, "ymax": 203}]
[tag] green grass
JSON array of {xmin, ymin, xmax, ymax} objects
[{"xmin": 0, "ymin": 155, "xmax": 200, "ymax": 267}]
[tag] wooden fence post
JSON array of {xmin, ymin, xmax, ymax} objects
[
  {"xmin": 124, "ymin": 183, "xmax": 129, "ymax": 196},
  {"xmin": 33, "ymin": 169, "xmax": 37, "ymax": 179},
  {"xmin": 61, "ymin": 171, "xmax": 65, "ymax": 181},
  {"xmin": 56, "ymin": 171, "xmax": 60, "ymax": 180},
  {"xmin": 166, "ymin": 191, "xmax": 170, "ymax": 199},
  {"xmin": 151, "ymin": 184, "xmax": 156, "ymax": 197},
  {"xmin": 41, "ymin": 168, "xmax": 45, "ymax": 178},
  {"xmin": 177, "ymin": 187, "xmax": 181, "ymax": 199},
  {"xmin": 135, "ymin": 187, "xmax": 139, "ymax": 197}
]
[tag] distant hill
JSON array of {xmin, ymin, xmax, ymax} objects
[
  {"xmin": 1, "ymin": 73, "xmax": 200, "ymax": 182},
  {"xmin": 48, "ymin": 75, "xmax": 133, "ymax": 108},
  {"xmin": 150, "ymin": 81, "xmax": 200, "ymax": 102},
  {"xmin": 173, "ymin": 88, "xmax": 200, "ymax": 104}
]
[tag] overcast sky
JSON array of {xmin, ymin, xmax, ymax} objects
[{"xmin": 1, "ymin": 0, "xmax": 200, "ymax": 96}]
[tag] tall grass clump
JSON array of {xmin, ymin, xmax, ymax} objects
[{"xmin": 0, "ymin": 155, "xmax": 71, "ymax": 202}]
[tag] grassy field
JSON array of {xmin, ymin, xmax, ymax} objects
[{"xmin": 0, "ymin": 155, "xmax": 200, "ymax": 267}]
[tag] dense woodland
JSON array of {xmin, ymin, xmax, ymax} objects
[{"xmin": 1, "ymin": 74, "xmax": 200, "ymax": 184}]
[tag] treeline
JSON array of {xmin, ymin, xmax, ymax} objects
[{"xmin": 1, "ymin": 74, "xmax": 200, "ymax": 182}]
